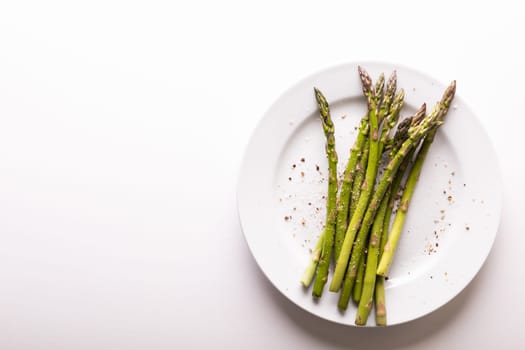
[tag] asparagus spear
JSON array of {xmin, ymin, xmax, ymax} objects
[
  {"xmin": 388, "ymin": 116, "xmax": 413, "ymax": 158},
  {"xmin": 334, "ymin": 115, "xmax": 369, "ymax": 261},
  {"xmin": 374, "ymin": 194, "xmax": 391, "ymax": 325},
  {"xmin": 352, "ymin": 246, "xmax": 367, "ymax": 303},
  {"xmin": 374, "ymin": 73, "xmax": 385, "ymax": 113},
  {"xmin": 343, "ymin": 73, "xmax": 386, "ymax": 251},
  {"xmin": 351, "ymin": 75, "xmax": 397, "ymax": 304},
  {"xmin": 379, "ymin": 89, "xmax": 405, "ymax": 155},
  {"xmin": 377, "ymin": 81, "xmax": 456, "ymax": 276},
  {"xmin": 374, "ymin": 274, "xmax": 387, "ymax": 325},
  {"xmin": 355, "ymin": 191, "xmax": 389, "ymax": 325},
  {"xmin": 338, "ymin": 104, "xmax": 431, "ymax": 309},
  {"xmin": 330, "ymin": 66, "xmax": 381, "ymax": 292},
  {"xmin": 349, "ymin": 141, "xmax": 369, "ymax": 220},
  {"xmin": 378, "ymin": 71, "xmax": 397, "ymax": 124},
  {"xmin": 374, "ymin": 149, "xmax": 415, "ymax": 325},
  {"xmin": 333, "ymin": 72, "xmax": 384, "ymax": 264},
  {"xmin": 312, "ymin": 88, "xmax": 338, "ymax": 297},
  {"xmin": 300, "ymin": 231, "xmax": 324, "ymax": 287}
]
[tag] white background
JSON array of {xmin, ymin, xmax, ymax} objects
[{"xmin": 0, "ymin": 1, "xmax": 523, "ymax": 349}]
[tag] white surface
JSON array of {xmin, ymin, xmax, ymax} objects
[
  {"xmin": 0, "ymin": 0, "xmax": 522, "ymax": 348},
  {"xmin": 238, "ymin": 62, "xmax": 502, "ymax": 326}
]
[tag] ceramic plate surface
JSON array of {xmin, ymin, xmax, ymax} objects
[{"xmin": 237, "ymin": 62, "xmax": 502, "ymax": 326}]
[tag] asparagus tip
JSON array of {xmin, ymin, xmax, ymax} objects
[
  {"xmin": 386, "ymin": 70, "xmax": 397, "ymax": 95},
  {"xmin": 357, "ymin": 66, "xmax": 373, "ymax": 96},
  {"xmin": 413, "ymin": 103, "xmax": 427, "ymax": 125},
  {"xmin": 313, "ymin": 87, "xmax": 330, "ymax": 120},
  {"xmin": 442, "ymin": 81, "xmax": 457, "ymax": 105}
]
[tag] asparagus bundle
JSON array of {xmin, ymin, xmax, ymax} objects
[
  {"xmin": 377, "ymin": 81, "xmax": 456, "ymax": 276},
  {"xmin": 330, "ymin": 68, "xmax": 395, "ymax": 293},
  {"xmin": 338, "ymin": 104, "xmax": 429, "ymax": 310},
  {"xmin": 354, "ymin": 106, "xmax": 426, "ymax": 324},
  {"xmin": 299, "ymin": 66, "xmax": 456, "ymax": 326}
]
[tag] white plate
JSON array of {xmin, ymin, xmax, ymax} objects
[{"xmin": 237, "ymin": 62, "xmax": 502, "ymax": 326}]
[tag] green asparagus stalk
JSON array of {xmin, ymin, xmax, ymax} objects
[
  {"xmin": 381, "ymin": 150, "xmax": 415, "ymax": 251},
  {"xmin": 378, "ymin": 71, "xmax": 397, "ymax": 124},
  {"xmin": 334, "ymin": 114, "xmax": 369, "ymax": 261},
  {"xmin": 330, "ymin": 66, "xmax": 381, "ymax": 292},
  {"xmin": 374, "ymin": 193, "xmax": 391, "ymax": 325},
  {"xmin": 346, "ymin": 72, "xmax": 387, "ymax": 248},
  {"xmin": 377, "ymin": 81, "xmax": 456, "ymax": 276},
  {"xmin": 374, "ymin": 111, "xmax": 417, "ymax": 324},
  {"xmin": 338, "ymin": 104, "xmax": 432, "ymax": 309},
  {"xmin": 350, "ymin": 75, "xmax": 397, "ymax": 305},
  {"xmin": 379, "ymin": 89, "xmax": 404, "ymax": 156},
  {"xmin": 373, "ymin": 147, "xmax": 416, "ymax": 325},
  {"xmin": 355, "ymin": 191, "xmax": 389, "ymax": 325},
  {"xmin": 374, "ymin": 276, "xmax": 387, "ymax": 325},
  {"xmin": 374, "ymin": 73, "xmax": 385, "ymax": 112},
  {"xmin": 312, "ymin": 88, "xmax": 338, "ymax": 297},
  {"xmin": 300, "ymin": 230, "xmax": 324, "ymax": 287},
  {"xmin": 352, "ymin": 248, "xmax": 367, "ymax": 303},
  {"xmin": 387, "ymin": 102, "xmax": 426, "ymax": 156},
  {"xmin": 349, "ymin": 140, "xmax": 369, "ymax": 220}
]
